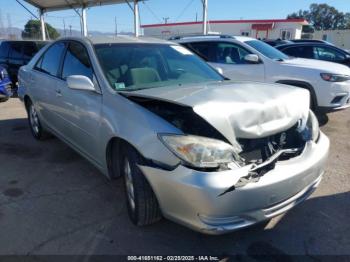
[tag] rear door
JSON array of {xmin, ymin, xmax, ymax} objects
[
  {"xmin": 184, "ymin": 41, "xmax": 265, "ymax": 81},
  {"xmin": 7, "ymin": 42, "xmax": 24, "ymax": 83},
  {"xmin": 55, "ymin": 41, "xmax": 102, "ymax": 163},
  {"xmin": 30, "ymin": 41, "xmax": 66, "ymax": 131}
]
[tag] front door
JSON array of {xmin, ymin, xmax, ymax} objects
[{"xmin": 55, "ymin": 41, "xmax": 102, "ymax": 163}]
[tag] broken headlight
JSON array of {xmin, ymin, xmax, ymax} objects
[
  {"xmin": 159, "ymin": 134, "xmax": 239, "ymax": 168},
  {"xmin": 301, "ymin": 110, "xmax": 320, "ymax": 142}
]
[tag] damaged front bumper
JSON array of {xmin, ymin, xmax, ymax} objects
[{"xmin": 139, "ymin": 132, "xmax": 329, "ymax": 235}]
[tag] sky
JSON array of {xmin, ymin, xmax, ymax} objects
[{"xmin": 1, "ymin": 0, "xmax": 350, "ymax": 33}]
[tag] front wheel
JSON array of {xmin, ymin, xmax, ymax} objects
[{"xmin": 122, "ymin": 146, "xmax": 162, "ymax": 226}]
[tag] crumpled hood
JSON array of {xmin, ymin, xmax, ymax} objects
[
  {"xmin": 126, "ymin": 81, "xmax": 310, "ymax": 145},
  {"xmin": 282, "ymin": 58, "xmax": 350, "ymax": 73}
]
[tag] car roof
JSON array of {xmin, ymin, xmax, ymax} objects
[
  {"xmin": 291, "ymin": 39, "xmax": 326, "ymax": 43},
  {"xmin": 172, "ymin": 34, "xmax": 255, "ymax": 43},
  {"xmin": 276, "ymin": 42, "xmax": 338, "ymax": 49},
  {"xmin": 0, "ymin": 40, "xmax": 49, "ymax": 43},
  {"xmin": 56, "ymin": 36, "xmax": 174, "ymax": 45}
]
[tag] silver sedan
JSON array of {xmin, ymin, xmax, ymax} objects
[{"xmin": 18, "ymin": 36, "xmax": 329, "ymax": 234}]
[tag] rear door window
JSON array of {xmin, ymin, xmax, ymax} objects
[
  {"xmin": 283, "ymin": 46, "xmax": 314, "ymax": 59},
  {"xmin": 23, "ymin": 42, "xmax": 38, "ymax": 61},
  {"xmin": 215, "ymin": 42, "xmax": 251, "ymax": 64},
  {"xmin": 8, "ymin": 42, "xmax": 23, "ymax": 60},
  {"xmin": 35, "ymin": 42, "xmax": 66, "ymax": 77},
  {"xmin": 185, "ymin": 42, "xmax": 217, "ymax": 62},
  {"xmin": 281, "ymin": 46, "xmax": 298, "ymax": 57},
  {"xmin": 61, "ymin": 42, "xmax": 93, "ymax": 80}
]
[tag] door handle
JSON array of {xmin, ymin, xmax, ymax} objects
[{"xmin": 55, "ymin": 89, "xmax": 62, "ymax": 97}]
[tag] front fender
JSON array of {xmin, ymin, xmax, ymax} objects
[{"xmin": 99, "ymin": 92, "xmax": 182, "ymax": 175}]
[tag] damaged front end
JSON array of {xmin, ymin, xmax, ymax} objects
[
  {"xmin": 228, "ymin": 110, "xmax": 319, "ymax": 191},
  {"xmin": 124, "ymin": 94, "xmax": 319, "ymax": 190}
]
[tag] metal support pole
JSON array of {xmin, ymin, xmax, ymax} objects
[
  {"xmin": 40, "ymin": 9, "xmax": 46, "ymax": 40},
  {"xmin": 134, "ymin": 0, "xmax": 139, "ymax": 37},
  {"xmin": 202, "ymin": 0, "xmax": 208, "ymax": 35},
  {"xmin": 81, "ymin": 6, "xmax": 88, "ymax": 37}
]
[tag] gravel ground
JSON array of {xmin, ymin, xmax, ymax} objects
[{"xmin": 0, "ymin": 98, "xmax": 349, "ymax": 257}]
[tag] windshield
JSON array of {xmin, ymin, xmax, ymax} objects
[
  {"xmin": 94, "ymin": 43, "xmax": 224, "ymax": 91},
  {"xmin": 245, "ymin": 40, "xmax": 290, "ymax": 61}
]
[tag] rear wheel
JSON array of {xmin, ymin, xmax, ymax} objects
[
  {"xmin": 122, "ymin": 145, "xmax": 162, "ymax": 226},
  {"xmin": 26, "ymin": 100, "xmax": 50, "ymax": 140}
]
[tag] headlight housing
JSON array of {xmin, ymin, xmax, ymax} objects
[
  {"xmin": 0, "ymin": 68, "xmax": 8, "ymax": 80},
  {"xmin": 300, "ymin": 110, "xmax": 320, "ymax": 142},
  {"xmin": 159, "ymin": 134, "xmax": 240, "ymax": 169},
  {"xmin": 320, "ymin": 73, "xmax": 350, "ymax": 82}
]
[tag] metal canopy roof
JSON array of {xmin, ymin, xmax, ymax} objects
[
  {"xmin": 22, "ymin": 0, "xmax": 142, "ymax": 39},
  {"xmin": 24, "ymin": 0, "xmax": 128, "ymax": 12}
]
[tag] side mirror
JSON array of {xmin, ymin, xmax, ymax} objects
[
  {"xmin": 244, "ymin": 54, "xmax": 260, "ymax": 64},
  {"xmin": 215, "ymin": 67, "xmax": 224, "ymax": 75},
  {"xmin": 67, "ymin": 75, "xmax": 95, "ymax": 92}
]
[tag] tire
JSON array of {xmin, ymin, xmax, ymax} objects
[
  {"xmin": 0, "ymin": 97, "xmax": 9, "ymax": 103},
  {"xmin": 26, "ymin": 100, "xmax": 50, "ymax": 140},
  {"xmin": 122, "ymin": 145, "xmax": 162, "ymax": 226}
]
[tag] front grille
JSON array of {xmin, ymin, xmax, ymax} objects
[{"xmin": 237, "ymin": 124, "xmax": 306, "ymax": 165}]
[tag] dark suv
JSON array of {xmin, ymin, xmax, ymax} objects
[{"xmin": 0, "ymin": 40, "xmax": 48, "ymax": 92}]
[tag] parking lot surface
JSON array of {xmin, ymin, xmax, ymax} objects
[{"xmin": 0, "ymin": 98, "xmax": 349, "ymax": 256}]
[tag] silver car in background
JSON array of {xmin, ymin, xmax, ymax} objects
[{"xmin": 18, "ymin": 36, "xmax": 329, "ymax": 234}]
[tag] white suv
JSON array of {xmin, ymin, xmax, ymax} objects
[{"xmin": 175, "ymin": 35, "xmax": 350, "ymax": 113}]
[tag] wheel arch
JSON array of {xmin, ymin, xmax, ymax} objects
[
  {"xmin": 105, "ymin": 136, "xmax": 146, "ymax": 179},
  {"xmin": 23, "ymin": 95, "xmax": 32, "ymax": 111}
]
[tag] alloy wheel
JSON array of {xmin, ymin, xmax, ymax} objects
[
  {"xmin": 124, "ymin": 158, "xmax": 136, "ymax": 211},
  {"xmin": 29, "ymin": 104, "xmax": 40, "ymax": 135}
]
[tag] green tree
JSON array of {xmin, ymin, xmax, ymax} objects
[
  {"xmin": 22, "ymin": 19, "xmax": 60, "ymax": 40},
  {"xmin": 287, "ymin": 3, "xmax": 350, "ymax": 30}
]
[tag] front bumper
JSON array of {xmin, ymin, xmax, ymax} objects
[
  {"xmin": 140, "ymin": 133, "xmax": 329, "ymax": 235},
  {"xmin": 0, "ymin": 80, "xmax": 12, "ymax": 101},
  {"xmin": 316, "ymin": 80, "xmax": 350, "ymax": 111}
]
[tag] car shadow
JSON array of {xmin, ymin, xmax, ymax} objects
[{"xmin": 87, "ymin": 187, "xmax": 350, "ymax": 257}]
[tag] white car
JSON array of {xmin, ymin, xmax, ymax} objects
[{"xmin": 175, "ymin": 35, "xmax": 350, "ymax": 113}]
